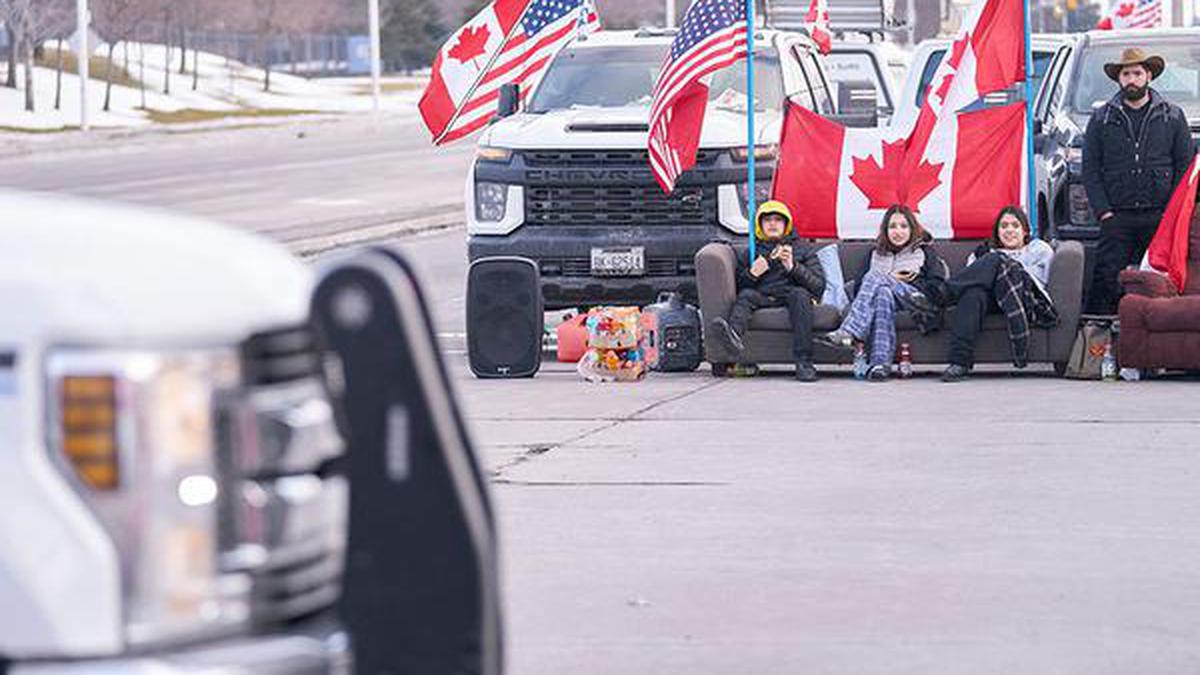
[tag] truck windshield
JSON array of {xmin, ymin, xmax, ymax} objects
[
  {"xmin": 916, "ymin": 48, "xmax": 1056, "ymax": 108},
  {"xmin": 528, "ymin": 45, "xmax": 784, "ymax": 114},
  {"xmin": 1070, "ymin": 42, "xmax": 1200, "ymax": 120}
]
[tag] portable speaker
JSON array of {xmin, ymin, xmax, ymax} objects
[
  {"xmin": 313, "ymin": 248, "xmax": 503, "ymax": 675},
  {"xmin": 467, "ymin": 257, "xmax": 542, "ymax": 378}
]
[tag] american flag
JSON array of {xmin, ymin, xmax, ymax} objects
[
  {"xmin": 647, "ymin": 0, "xmax": 749, "ymax": 193},
  {"xmin": 1096, "ymin": 0, "xmax": 1162, "ymax": 29},
  {"xmin": 435, "ymin": 0, "xmax": 601, "ymax": 146}
]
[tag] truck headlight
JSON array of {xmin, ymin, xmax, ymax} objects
[
  {"xmin": 48, "ymin": 349, "xmax": 250, "ymax": 649},
  {"xmin": 475, "ymin": 182, "xmax": 509, "ymax": 222},
  {"xmin": 1069, "ymin": 183, "xmax": 1091, "ymax": 225}
]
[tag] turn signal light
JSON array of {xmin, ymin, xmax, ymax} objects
[{"xmin": 61, "ymin": 376, "xmax": 120, "ymax": 490}]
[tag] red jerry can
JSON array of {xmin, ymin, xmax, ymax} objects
[{"xmin": 556, "ymin": 314, "xmax": 588, "ymax": 363}]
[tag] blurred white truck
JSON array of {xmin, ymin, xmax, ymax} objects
[{"xmin": 0, "ymin": 191, "xmax": 349, "ymax": 674}]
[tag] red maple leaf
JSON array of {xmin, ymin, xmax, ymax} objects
[
  {"xmin": 849, "ymin": 139, "xmax": 944, "ymax": 211},
  {"xmin": 449, "ymin": 24, "xmax": 490, "ymax": 65}
]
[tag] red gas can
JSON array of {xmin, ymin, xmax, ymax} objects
[{"xmin": 556, "ymin": 314, "xmax": 589, "ymax": 363}]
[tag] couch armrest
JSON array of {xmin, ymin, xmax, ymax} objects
[
  {"xmin": 1046, "ymin": 240, "xmax": 1085, "ymax": 362},
  {"xmin": 1119, "ymin": 269, "xmax": 1179, "ymax": 299},
  {"xmin": 695, "ymin": 242, "xmax": 739, "ymax": 362}
]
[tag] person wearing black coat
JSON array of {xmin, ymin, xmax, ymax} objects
[
  {"xmin": 1082, "ymin": 47, "xmax": 1197, "ymax": 314},
  {"xmin": 710, "ymin": 200, "xmax": 826, "ymax": 381}
]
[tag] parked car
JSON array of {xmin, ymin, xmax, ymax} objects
[
  {"xmin": 826, "ymin": 36, "xmax": 910, "ymax": 126},
  {"xmin": 892, "ymin": 33, "xmax": 1073, "ymax": 136},
  {"xmin": 1033, "ymin": 28, "xmax": 1200, "ymax": 241},
  {"xmin": 466, "ymin": 28, "xmax": 838, "ymax": 310}
]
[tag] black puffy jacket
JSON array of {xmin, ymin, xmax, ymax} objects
[
  {"xmin": 733, "ymin": 235, "xmax": 826, "ymax": 299},
  {"xmin": 1082, "ymin": 90, "xmax": 1196, "ymax": 215}
]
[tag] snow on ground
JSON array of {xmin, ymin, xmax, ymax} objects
[{"xmin": 0, "ymin": 43, "xmax": 427, "ymax": 132}]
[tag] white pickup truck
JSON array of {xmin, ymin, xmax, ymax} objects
[
  {"xmin": 0, "ymin": 191, "xmax": 349, "ymax": 673},
  {"xmin": 466, "ymin": 28, "xmax": 838, "ymax": 310}
]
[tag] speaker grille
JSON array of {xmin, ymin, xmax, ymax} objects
[{"xmin": 468, "ymin": 258, "xmax": 542, "ymax": 378}]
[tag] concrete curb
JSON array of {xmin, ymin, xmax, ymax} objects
[{"xmin": 288, "ymin": 207, "xmax": 464, "ymax": 258}]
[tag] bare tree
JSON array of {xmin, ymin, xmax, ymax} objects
[
  {"xmin": 0, "ymin": 0, "xmax": 74, "ymax": 111},
  {"xmin": 93, "ymin": 0, "xmax": 153, "ymax": 111}
]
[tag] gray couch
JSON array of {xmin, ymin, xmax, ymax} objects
[{"xmin": 695, "ymin": 239, "xmax": 1086, "ymax": 373}]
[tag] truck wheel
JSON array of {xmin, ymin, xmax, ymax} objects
[
  {"xmin": 710, "ymin": 362, "xmax": 733, "ymax": 378},
  {"xmin": 1053, "ymin": 361, "xmax": 1068, "ymax": 377}
]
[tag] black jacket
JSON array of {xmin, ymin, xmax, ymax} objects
[
  {"xmin": 734, "ymin": 235, "xmax": 826, "ymax": 299},
  {"xmin": 1082, "ymin": 90, "xmax": 1196, "ymax": 215}
]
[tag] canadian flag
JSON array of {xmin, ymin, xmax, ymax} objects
[
  {"xmin": 419, "ymin": 0, "xmax": 528, "ymax": 144},
  {"xmin": 1146, "ymin": 155, "xmax": 1200, "ymax": 292},
  {"xmin": 773, "ymin": 0, "xmax": 1028, "ymax": 239},
  {"xmin": 804, "ymin": 0, "xmax": 833, "ymax": 55},
  {"xmin": 774, "ymin": 102, "xmax": 1027, "ymax": 239}
]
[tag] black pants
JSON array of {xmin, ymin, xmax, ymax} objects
[
  {"xmin": 947, "ymin": 253, "xmax": 1004, "ymax": 368},
  {"xmin": 728, "ymin": 287, "xmax": 815, "ymax": 361},
  {"xmin": 1086, "ymin": 210, "xmax": 1162, "ymax": 315}
]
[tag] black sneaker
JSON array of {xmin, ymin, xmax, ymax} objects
[
  {"xmin": 709, "ymin": 317, "xmax": 745, "ymax": 357},
  {"xmin": 866, "ymin": 364, "xmax": 891, "ymax": 382},
  {"xmin": 941, "ymin": 364, "xmax": 970, "ymax": 383},
  {"xmin": 795, "ymin": 361, "xmax": 819, "ymax": 382}
]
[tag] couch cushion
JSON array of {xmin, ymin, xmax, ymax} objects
[
  {"xmin": 1132, "ymin": 295, "xmax": 1200, "ymax": 332},
  {"xmin": 749, "ymin": 304, "xmax": 842, "ymax": 331}
]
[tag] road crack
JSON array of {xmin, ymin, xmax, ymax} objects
[{"xmin": 489, "ymin": 378, "xmax": 728, "ymax": 479}]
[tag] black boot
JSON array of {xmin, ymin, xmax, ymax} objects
[
  {"xmin": 710, "ymin": 317, "xmax": 745, "ymax": 358},
  {"xmin": 941, "ymin": 364, "xmax": 970, "ymax": 382},
  {"xmin": 795, "ymin": 360, "xmax": 819, "ymax": 382}
]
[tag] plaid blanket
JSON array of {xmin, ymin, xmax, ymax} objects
[{"xmin": 994, "ymin": 254, "xmax": 1060, "ymax": 367}]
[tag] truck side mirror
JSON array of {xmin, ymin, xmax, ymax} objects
[
  {"xmin": 314, "ymin": 248, "xmax": 503, "ymax": 675},
  {"xmin": 497, "ymin": 83, "xmax": 521, "ymax": 120}
]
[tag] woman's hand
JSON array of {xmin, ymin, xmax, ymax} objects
[{"xmin": 893, "ymin": 270, "xmax": 917, "ymax": 282}]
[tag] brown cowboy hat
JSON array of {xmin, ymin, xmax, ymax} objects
[{"xmin": 1104, "ymin": 47, "xmax": 1165, "ymax": 81}]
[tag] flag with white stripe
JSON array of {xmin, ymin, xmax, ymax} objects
[
  {"xmin": 419, "ymin": 0, "xmax": 601, "ymax": 146},
  {"xmin": 647, "ymin": 0, "xmax": 748, "ymax": 194},
  {"xmin": 1096, "ymin": 0, "xmax": 1162, "ymax": 29}
]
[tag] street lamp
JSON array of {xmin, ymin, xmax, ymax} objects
[
  {"xmin": 368, "ymin": 0, "xmax": 382, "ymax": 114},
  {"xmin": 666, "ymin": 0, "xmax": 676, "ymax": 28},
  {"xmin": 76, "ymin": 0, "xmax": 89, "ymax": 131}
]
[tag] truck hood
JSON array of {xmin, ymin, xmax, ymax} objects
[
  {"xmin": 480, "ymin": 106, "xmax": 783, "ymax": 150},
  {"xmin": 0, "ymin": 191, "xmax": 312, "ymax": 349}
]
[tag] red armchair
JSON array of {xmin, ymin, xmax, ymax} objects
[{"xmin": 1118, "ymin": 212, "xmax": 1200, "ymax": 370}]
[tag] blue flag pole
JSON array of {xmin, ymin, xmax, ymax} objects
[
  {"xmin": 746, "ymin": 0, "xmax": 757, "ymax": 261},
  {"xmin": 1022, "ymin": 0, "xmax": 1038, "ymax": 238}
]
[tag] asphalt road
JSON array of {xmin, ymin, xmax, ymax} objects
[
  {"xmin": 8, "ymin": 118, "xmax": 1200, "ymax": 673},
  {"xmin": 0, "ymin": 115, "xmax": 475, "ymax": 242}
]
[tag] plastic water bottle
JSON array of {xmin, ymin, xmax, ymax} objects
[
  {"xmin": 897, "ymin": 343, "xmax": 914, "ymax": 379},
  {"xmin": 1101, "ymin": 343, "xmax": 1118, "ymax": 381},
  {"xmin": 853, "ymin": 345, "xmax": 869, "ymax": 380}
]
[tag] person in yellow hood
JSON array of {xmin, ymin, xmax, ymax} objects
[{"xmin": 710, "ymin": 200, "xmax": 827, "ymax": 381}]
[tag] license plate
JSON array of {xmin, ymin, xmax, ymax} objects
[{"xmin": 591, "ymin": 247, "xmax": 645, "ymax": 277}]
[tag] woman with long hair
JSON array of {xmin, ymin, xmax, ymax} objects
[
  {"xmin": 822, "ymin": 205, "xmax": 947, "ymax": 381},
  {"xmin": 941, "ymin": 205, "xmax": 1056, "ymax": 382}
]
